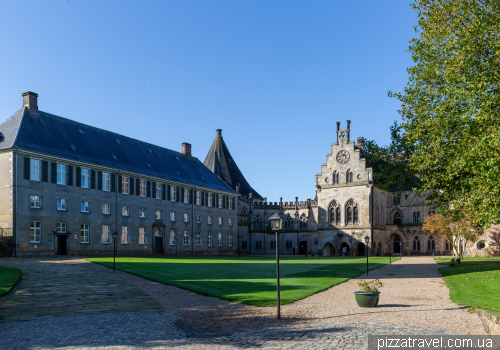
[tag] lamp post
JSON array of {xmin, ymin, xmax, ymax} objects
[
  {"xmin": 74, "ymin": 234, "xmax": 78, "ymax": 259},
  {"xmin": 388, "ymin": 239, "xmax": 392, "ymax": 265},
  {"xmin": 364, "ymin": 236, "xmax": 369, "ymax": 275},
  {"xmin": 399, "ymin": 241, "xmax": 402, "ymax": 259},
  {"xmin": 112, "ymin": 232, "xmax": 117, "ymax": 272},
  {"xmin": 269, "ymin": 213, "xmax": 283, "ymax": 320}
]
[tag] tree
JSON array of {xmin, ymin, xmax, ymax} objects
[
  {"xmin": 364, "ymin": 0, "xmax": 500, "ymax": 227},
  {"xmin": 423, "ymin": 212, "xmax": 479, "ymax": 259}
]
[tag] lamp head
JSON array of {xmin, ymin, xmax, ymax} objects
[
  {"xmin": 112, "ymin": 232, "xmax": 117, "ymax": 239},
  {"xmin": 364, "ymin": 236, "xmax": 369, "ymax": 244},
  {"xmin": 269, "ymin": 213, "xmax": 283, "ymax": 231}
]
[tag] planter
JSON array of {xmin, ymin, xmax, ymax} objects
[{"xmin": 354, "ymin": 292, "xmax": 380, "ymax": 308}]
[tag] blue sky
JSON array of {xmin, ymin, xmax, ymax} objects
[{"xmin": 0, "ymin": 1, "xmax": 417, "ymax": 202}]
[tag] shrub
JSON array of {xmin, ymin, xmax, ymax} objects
[{"xmin": 357, "ymin": 279, "xmax": 384, "ymax": 293}]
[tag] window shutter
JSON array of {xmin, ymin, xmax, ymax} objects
[
  {"xmin": 76, "ymin": 167, "xmax": 81, "ymax": 187},
  {"xmin": 152, "ymin": 182, "xmax": 156, "ymax": 197},
  {"xmin": 167, "ymin": 185, "xmax": 171, "ymax": 200},
  {"xmin": 189, "ymin": 189, "xmax": 193, "ymax": 204},
  {"xmin": 111, "ymin": 174, "xmax": 116, "ymax": 192},
  {"xmin": 215, "ymin": 194, "xmax": 219, "ymax": 207},
  {"xmin": 147, "ymin": 181, "xmax": 151, "ymax": 197},
  {"xmin": 181, "ymin": 188, "xmax": 185, "ymax": 202},
  {"xmin": 201, "ymin": 191, "xmax": 205, "ymax": 206},
  {"xmin": 91, "ymin": 170, "xmax": 96, "ymax": 189},
  {"xmin": 118, "ymin": 175, "xmax": 122, "ymax": 193},
  {"xmin": 51, "ymin": 163, "xmax": 57, "ymax": 184},
  {"xmin": 176, "ymin": 187, "xmax": 180, "ymax": 202},
  {"xmin": 41, "ymin": 161, "xmax": 48, "ymax": 182},
  {"xmin": 98, "ymin": 171, "xmax": 103, "ymax": 190},
  {"xmin": 224, "ymin": 195, "xmax": 228, "ymax": 209},
  {"xmin": 67, "ymin": 166, "xmax": 73, "ymax": 186},
  {"xmin": 24, "ymin": 157, "xmax": 30, "ymax": 180},
  {"xmin": 162, "ymin": 184, "xmax": 166, "ymax": 200},
  {"xmin": 130, "ymin": 177, "xmax": 134, "ymax": 194},
  {"xmin": 136, "ymin": 178, "xmax": 140, "ymax": 196}
]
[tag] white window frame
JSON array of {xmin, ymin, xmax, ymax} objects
[
  {"xmin": 81, "ymin": 201, "xmax": 90, "ymax": 213},
  {"xmin": 81, "ymin": 168, "xmax": 90, "ymax": 188},
  {"xmin": 196, "ymin": 215, "xmax": 202, "ymax": 223},
  {"xmin": 169, "ymin": 229, "xmax": 176, "ymax": 245},
  {"xmin": 208, "ymin": 194, "xmax": 213, "ymax": 207},
  {"xmin": 30, "ymin": 195, "xmax": 41, "ymax": 208},
  {"xmin": 139, "ymin": 227, "xmax": 146, "ymax": 245},
  {"xmin": 229, "ymin": 233, "xmax": 233, "ymax": 246},
  {"xmin": 170, "ymin": 211, "xmax": 176, "ymax": 221},
  {"xmin": 184, "ymin": 213, "xmax": 189, "ymax": 223},
  {"xmin": 102, "ymin": 225, "xmax": 110, "ymax": 243},
  {"xmin": 102, "ymin": 173, "xmax": 110, "ymax": 191},
  {"xmin": 218, "ymin": 195, "xmax": 223, "ymax": 209},
  {"xmin": 57, "ymin": 222, "xmax": 66, "ymax": 233},
  {"xmin": 183, "ymin": 230, "xmax": 189, "ymax": 246},
  {"xmin": 208, "ymin": 216, "xmax": 213, "ymax": 225},
  {"xmin": 229, "ymin": 197, "xmax": 233, "ymax": 210},
  {"xmin": 102, "ymin": 203, "xmax": 111, "ymax": 215},
  {"xmin": 196, "ymin": 191, "xmax": 201, "ymax": 205},
  {"xmin": 155, "ymin": 183, "xmax": 162, "ymax": 199},
  {"xmin": 184, "ymin": 189, "xmax": 189, "ymax": 204},
  {"xmin": 30, "ymin": 159, "xmax": 41, "ymax": 181},
  {"xmin": 196, "ymin": 232, "xmax": 201, "ymax": 246},
  {"xmin": 57, "ymin": 198, "xmax": 67, "ymax": 211},
  {"xmin": 218, "ymin": 217, "xmax": 223, "ymax": 226},
  {"xmin": 81, "ymin": 224, "xmax": 90, "ymax": 243},
  {"xmin": 122, "ymin": 205, "xmax": 130, "ymax": 216},
  {"xmin": 228, "ymin": 218, "xmax": 233, "ymax": 226},
  {"xmin": 170, "ymin": 187, "xmax": 176, "ymax": 201},
  {"xmin": 122, "ymin": 176, "xmax": 129, "ymax": 194},
  {"xmin": 208, "ymin": 232, "xmax": 213, "ymax": 246},
  {"xmin": 139, "ymin": 208, "xmax": 147, "ymax": 218},
  {"xmin": 139, "ymin": 179, "xmax": 146, "ymax": 197},
  {"xmin": 218, "ymin": 232, "xmax": 223, "ymax": 246},
  {"xmin": 155, "ymin": 210, "xmax": 161, "ymax": 219},
  {"xmin": 57, "ymin": 164, "xmax": 66, "ymax": 185},
  {"xmin": 30, "ymin": 221, "xmax": 41, "ymax": 242},
  {"xmin": 121, "ymin": 226, "xmax": 129, "ymax": 244}
]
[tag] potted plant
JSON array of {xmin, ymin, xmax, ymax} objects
[{"xmin": 354, "ymin": 279, "xmax": 384, "ymax": 307}]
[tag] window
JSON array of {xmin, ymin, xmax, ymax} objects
[
  {"xmin": 57, "ymin": 222, "xmax": 66, "ymax": 233},
  {"xmin": 102, "ymin": 225, "xmax": 110, "ymax": 243},
  {"xmin": 57, "ymin": 198, "xmax": 67, "ymax": 211},
  {"xmin": 427, "ymin": 236, "xmax": 435, "ymax": 251},
  {"xmin": 413, "ymin": 211, "xmax": 420, "ymax": 223},
  {"xmin": 196, "ymin": 215, "xmax": 202, "ymax": 223},
  {"xmin": 208, "ymin": 216, "xmax": 213, "ymax": 225},
  {"xmin": 81, "ymin": 201, "xmax": 90, "ymax": 213},
  {"xmin": 241, "ymin": 240, "xmax": 248, "ymax": 250},
  {"xmin": 286, "ymin": 240, "xmax": 292, "ymax": 250},
  {"xmin": 332, "ymin": 171, "xmax": 339, "ymax": 184},
  {"xmin": 393, "ymin": 196, "xmax": 401, "ymax": 205},
  {"xmin": 183, "ymin": 231, "xmax": 189, "ymax": 245},
  {"xmin": 218, "ymin": 217, "xmax": 223, "ymax": 226},
  {"xmin": 346, "ymin": 170, "xmax": 353, "ymax": 183},
  {"xmin": 445, "ymin": 240, "xmax": 450, "ymax": 251},
  {"xmin": 393, "ymin": 212, "xmax": 402, "ymax": 225},
  {"xmin": 239, "ymin": 206, "xmax": 248, "ymax": 222},
  {"xmin": 228, "ymin": 197, "xmax": 233, "ymax": 210},
  {"xmin": 255, "ymin": 240, "xmax": 262, "ymax": 250},
  {"xmin": 253, "ymin": 215, "xmax": 262, "ymax": 229},
  {"xmin": 218, "ymin": 195, "xmax": 223, "ymax": 208},
  {"xmin": 155, "ymin": 210, "xmax": 161, "ymax": 219},
  {"xmin": 413, "ymin": 236, "xmax": 421, "ymax": 251},
  {"xmin": 122, "ymin": 176, "xmax": 129, "ymax": 194},
  {"xmin": 208, "ymin": 232, "xmax": 213, "ymax": 246},
  {"xmin": 81, "ymin": 168, "xmax": 90, "ymax": 188},
  {"xmin": 169, "ymin": 229, "xmax": 176, "ymax": 245},
  {"xmin": 300, "ymin": 214, "xmax": 307, "ymax": 228},
  {"xmin": 102, "ymin": 173, "xmax": 110, "ymax": 191},
  {"xmin": 196, "ymin": 191, "xmax": 201, "ymax": 205},
  {"xmin": 218, "ymin": 232, "xmax": 223, "ymax": 246},
  {"xmin": 183, "ymin": 189, "xmax": 189, "ymax": 203},
  {"xmin": 30, "ymin": 221, "xmax": 41, "ymax": 242},
  {"xmin": 184, "ymin": 213, "xmax": 190, "ymax": 223},
  {"xmin": 30, "ymin": 195, "xmax": 41, "ymax": 208},
  {"xmin": 155, "ymin": 183, "xmax": 162, "ymax": 199},
  {"xmin": 270, "ymin": 241, "xmax": 276, "ymax": 249},
  {"xmin": 30, "ymin": 159, "xmax": 41, "ymax": 181},
  {"xmin": 170, "ymin": 187, "xmax": 176, "ymax": 201},
  {"xmin": 329, "ymin": 200, "xmax": 341, "ymax": 225},
  {"xmin": 284, "ymin": 215, "xmax": 293, "ymax": 229},
  {"xmin": 139, "ymin": 208, "xmax": 146, "ymax": 218},
  {"xmin": 228, "ymin": 218, "xmax": 233, "ymax": 226},
  {"xmin": 229, "ymin": 233, "xmax": 233, "ymax": 246},
  {"xmin": 81, "ymin": 224, "xmax": 90, "ymax": 243},
  {"xmin": 122, "ymin": 205, "xmax": 130, "ymax": 216},
  {"xmin": 102, "ymin": 203, "xmax": 111, "ymax": 215},
  {"xmin": 139, "ymin": 179, "xmax": 146, "ymax": 196},
  {"xmin": 345, "ymin": 198, "xmax": 359, "ymax": 225},
  {"xmin": 139, "ymin": 227, "xmax": 146, "ymax": 244},
  {"xmin": 208, "ymin": 193, "xmax": 213, "ymax": 207},
  {"xmin": 121, "ymin": 226, "xmax": 129, "ymax": 244},
  {"xmin": 196, "ymin": 232, "xmax": 201, "ymax": 246},
  {"xmin": 170, "ymin": 211, "xmax": 176, "ymax": 221},
  {"xmin": 57, "ymin": 164, "xmax": 66, "ymax": 185}
]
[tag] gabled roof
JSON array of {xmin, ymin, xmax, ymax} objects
[
  {"xmin": 203, "ymin": 129, "xmax": 263, "ymax": 199},
  {"xmin": 0, "ymin": 108, "xmax": 238, "ymax": 194}
]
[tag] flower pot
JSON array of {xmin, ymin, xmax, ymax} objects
[{"xmin": 354, "ymin": 292, "xmax": 380, "ymax": 308}]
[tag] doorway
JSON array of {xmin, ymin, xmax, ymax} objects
[
  {"xmin": 339, "ymin": 242, "xmax": 350, "ymax": 256},
  {"xmin": 323, "ymin": 242, "xmax": 334, "ymax": 257},
  {"xmin": 57, "ymin": 235, "xmax": 68, "ymax": 255},
  {"xmin": 299, "ymin": 241, "xmax": 307, "ymax": 255},
  {"xmin": 393, "ymin": 236, "xmax": 401, "ymax": 254},
  {"xmin": 356, "ymin": 242, "xmax": 366, "ymax": 256},
  {"xmin": 154, "ymin": 230, "xmax": 163, "ymax": 254}
]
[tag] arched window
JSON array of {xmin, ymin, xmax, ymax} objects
[
  {"xmin": 427, "ymin": 236, "xmax": 435, "ymax": 251},
  {"xmin": 253, "ymin": 214, "xmax": 262, "ymax": 229},
  {"xmin": 332, "ymin": 171, "xmax": 339, "ymax": 184},
  {"xmin": 345, "ymin": 199, "xmax": 359, "ymax": 225},
  {"xmin": 346, "ymin": 169, "xmax": 353, "ymax": 183},
  {"xmin": 413, "ymin": 236, "xmax": 421, "ymax": 251},
  {"xmin": 374, "ymin": 204, "xmax": 379, "ymax": 226},
  {"xmin": 239, "ymin": 206, "xmax": 248, "ymax": 222},
  {"xmin": 300, "ymin": 214, "xmax": 308, "ymax": 229},
  {"xmin": 284, "ymin": 215, "xmax": 294, "ymax": 229},
  {"xmin": 393, "ymin": 212, "xmax": 402, "ymax": 226},
  {"xmin": 329, "ymin": 200, "xmax": 341, "ymax": 225}
]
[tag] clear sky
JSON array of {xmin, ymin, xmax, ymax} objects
[{"xmin": 0, "ymin": 0, "xmax": 417, "ymax": 202}]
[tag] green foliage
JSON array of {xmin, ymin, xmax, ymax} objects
[
  {"xmin": 0, "ymin": 265, "xmax": 22, "ymax": 297},
  {"xmin": 364, "ymin": 0, "xmax": 500, "ymax": 227},
  {"xmin": 357, "ymin": 278, "xmax": 384, "ymax": 293},
  {"xmin": 87, "ymin": 256, "xmax": 397, "ymax": 307}
]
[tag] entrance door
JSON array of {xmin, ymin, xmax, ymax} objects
[
  {"xmin": 357, "ymin": 243, "xmax": 365, "ymax": 256},
  {"xmin": 299, "ymin": 241, "xmax": 307, "ymax": 255},
  {"xmin": 58, "ymin": 235, "xmax": 68, "ymax": 255},
  {"xmin": 394, "ymin": 236, "xmax": 401, "ymax": 254},
  {"xmin": 154, "ymin": 236, "xmax": 163, "ymax": 254}
]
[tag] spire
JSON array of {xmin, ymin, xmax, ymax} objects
[{"xmin": 204, "ymin": 129, "xmax": 263, "ymax": 199}]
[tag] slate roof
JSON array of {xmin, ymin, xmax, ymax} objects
[
  {"xmin": 203, "ymin": 130, "xmax": 263, "ymax": 199},
  {"xmin": 0, "ymin": 107, "xmax": 238, "ymax": 194}
]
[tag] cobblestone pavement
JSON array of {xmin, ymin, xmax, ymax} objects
[
  {"xmin": 0, "ymin": 258, "xmax": 161, "ymax": 322},
  {"xmin": 0, "ymin": 311, "xmax": 458, "ymax": 350}
]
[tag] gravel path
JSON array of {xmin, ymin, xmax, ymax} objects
[{"xmin": 107, "ymin": 256, "xmax": 485, "ymax": 335}]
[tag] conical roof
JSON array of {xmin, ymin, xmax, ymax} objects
[{"xmin": 204, "ymin": 129, "xmax": 263, "ymax": 199}]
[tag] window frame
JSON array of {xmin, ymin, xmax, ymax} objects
[
  {"xmin": 139, "ymin": 207, "xmax": 147, "ymax": 218},
  {"xmin": 155, "ymin": 183, "xmax": 162, "ymax": 199},
  {"xmin": 196, "ymin": 191, "xmax": 201, "ymax": 205},
  {"xmin": 81, "ymin": 201, "xmax": 90, "ymax": 213},
  {"xmin": 208, "ymin": 216, "xmax": 213, "ymax": 225},
  {"xmin": 139, "ymin": 179, "xmax": 146, "ymax": 197},
  {"xmin": 208, "ymin": 193, "xmax": 213, "ymax": 207},
  {"xmin": 80, "ymin": 224, "xmax": 90, "ymax": 244},
  {"xmin": 57, "ymin": 198, "xmax": 67, "ymax": 211},
  {"xmin": 218, "ymin": 195, "xmax": 223, "ymax": 209},
  {"xmin": 102, "ymin": 203, "xmax": 111, "ymax": 215},
  {"xmin": 196, "ymin": 231, "xmax": 201, "ymax": 246},
  {"xmin": 121, "ymin": 226, "xmax": 129, "ymax": 244},
  {"xmin": 155, "ymin": 210, "xmax": 161, "ymax": 219},
  {"xmin": 196, "ymin": 215, "xmax": 202, "ymax": 223},
  {"xmin": 170, "ymin": 187, "xmax": 176, "ymax": 201},
  {"xmin": 218, "ymin": 232, "xmax": 223, "ymax": 246},
  {"xmin": 57, "ymin": 164, "xmax": 67, "ymax": 185},
  {"xmin": 208, "ymin": 232, "xmax": 213, "ymax": 246},
  {"xmin": 30, "ymin": 221, "xmax": 41, "ymax": 242},
  {"xmin": 122, "ymin": 205, "xmax": 130, "ymax": 216},
  {"xmin": 102, "ymin": 225, "xmax": 110, "ymax": 244},
  {"xmin": 30, "ymin": 195, "xmax": 41, "ymax": 209},
  {"xmin": 228, "ymin": 218, "xmax": 233, "ymax": 226},
  {"xmin": 102, "ymin": 173, "xmax": 110, "ymax": 191},
  {"xmin": 122, "ymin": 176, "xmax": 130, "ymax": 194},
  {"xmin": 170, "ymin": 211, "xmax": 176, "ymax": 221},
  {"xmin": 184, "ymin": 213, "xmax": 189, "ymax": 223},
  {"xmin": 183, "ymin": 230, "xmax": 189, "ymax": 246},
  {"xmin": 81, "ymin": 168, "xmax": 90, "ymax": 188},
  {"xmin": 218, "ymin": 217, "xmax": 223, "ymax": 226},
  {"xmin": 30, "ymin": 159, "xmax": 42, "ymax": 181},
  {"xmin": 56, "ymin": 222, "xmax": 66, "ymax": 233},
  {"xmin": 183, "ymin": 189, "xmax": 189, "ymax": 204},
  {"xmin": 228, "ymin": 233, "xmax": 233, "ymax": 246},
  {"xmin": 169, "ymin": 229, "xmax": 176, "ymax": 245},
  {"xmin": 139, "ymin": 227, "xmax": 146, "ymax": 245}
]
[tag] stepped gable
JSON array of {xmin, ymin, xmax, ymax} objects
[{"xmin": 203, "ymin": 129, "xmax": 263, "ymax": 199}]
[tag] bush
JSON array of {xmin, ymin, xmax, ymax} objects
[{"xmin": 358, "ymin": 279, "xmax": 384, "ymax": 293}]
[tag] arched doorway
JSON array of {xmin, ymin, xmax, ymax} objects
[
  {"xmin": 299, "ymin": 240, "xmax": 308, "ymax": 255},
  {"xmin": 154, "ymin": 229, "xmax": 163, "ymax": 254},
  {"xmin": 356, "ymin": 242, "xmax": 366, "ymax": 256},
  {"xmin": 339, "ymin": 242, "xmax": 350, "ymax": 256},
  {"xmin": 377, "ymin": 242, "xmax": 382, "ymax": 256},
  {"xmin": 323, "ymin": 242, "xmax": 334, "ymax": 257},
  {"xmin": 391, "ymin": 235, "xmax": 402, "ymax": 254}
]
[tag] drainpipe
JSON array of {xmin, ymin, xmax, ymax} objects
[
  {"xmin": 191, "ymin": 189, "xmax": 194, "ymax": 255},
  {"xmin": 370, "ymin": 174, "xmax": 374, "ymax": 257},
  {"xmin": 116, "ymin": 173, "xmax": 119, "ymax": 256},
  {"xmin": 14, "ymin": 149, "xmax": 18, "ymax": 257}
]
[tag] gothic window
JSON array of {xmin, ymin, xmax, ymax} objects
[
  {"xmin": 239, "ymin": 206, "xmax": 248, "ymax": 222},
  {"xmin": 413, "ymin": 236, "xmax": 421, "ymax": 251},
  {"xmin": 427, "ymin": 236, "xmax": 435, "ymax": 251},
  {"xmin": 346, "ymin": 170, "xmax": 354, "ymax": 183},
  {"xmin": 345, "ymin": 198, "xmax": 359, "ymax": 225},
  {"xmin": 393, "ymin": 196, "xmax": 401, "ymax": 205},
  {"xmin": 332, "ymin": 171, "xmax": 339, "ymax": 184},
  {"xmin": 300, "ymin": 214, "xmax": 308, "ymax": 229},
  {"xmin": 253, "ymin": 214, "xmax": 263, "ymax": 229},
  {"xmin": 412, "ymin": 211, "xmax": 420, "ymax": 223},
  {"xmin": 393, "ymin": 212, "xmax": 402, "ymax": 226},
  {"xmin": 284, "ymin": 215, "xmax": 294, "ymax": 229},
  {"xmin": 329, "ymin": 200, "xmax": 341, "ymax": 225}
]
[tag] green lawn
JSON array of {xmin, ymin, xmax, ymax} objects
[
  {"xmin": 87, "ymin": 256, "xmax": 397, "ymax": 306},
  {"xmin": 436, "ymin": 257, "xmax": 500, "ymax": 312},
  {"xmin": 0, "ymin": 265, "xmax": 22, "ymax": 297}
]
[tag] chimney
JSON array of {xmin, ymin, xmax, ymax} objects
[
  {"xmin": 182, "ymin": 143, "xmax": 192, "ymax": 157},
  {"xmin": 357, "ymin": 137, "xmax": 364, "ymax": 148},
  {"xmin": 22, "ymin": 91, "xmax": 38, "ymax": 114},
  {"xmin": 216, "ymin": 129, "xmax": 222, "ymax": 136}
]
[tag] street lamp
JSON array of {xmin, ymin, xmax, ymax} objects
[
  {"xmin": 74, "ymin": 234, "xmax": 78, "ymax": 259},
  {"xmin": 112, "ymin": 232, "xmax": 117, "ymax": 272},
  {"xmin": 364, "ymin": 236, "xmax": 369, "ymax": 275},
  {"xmin": 399, "ymin": 241, "xmax": 402, "ymax": 259},
  {"xmin": 388, "ymin": 239, "xmax": 392, "ymax": 265},
  {"xmin": 269, "ymin": 212, "xmax": 283, "ymax": 320}
]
